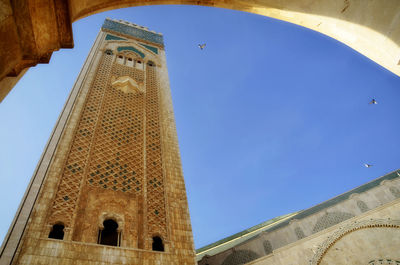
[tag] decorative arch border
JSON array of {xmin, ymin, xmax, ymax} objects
[
  {"xmin": 98, "ymin": 212, "xmax": 125, "ymax": 232},
  {"xmin": 309, "ymin": 218, "xmax": 400, "ymax": 265}
]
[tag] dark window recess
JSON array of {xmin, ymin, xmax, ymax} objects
[
  {"xmin": 48, "ymin": 224, "xmax": 65, "ymax": 240},
  {"xmin": 98, "ymin": 219, "xmax": 120, "ymax": 246},
  {"xmin": 152, "ymin": 236, "xmax": 164, "ymax": 251}
]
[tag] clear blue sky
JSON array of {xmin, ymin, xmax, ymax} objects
[{"xmin": 0, "ymin": 5, "xmax": 399, "ymax": 250}]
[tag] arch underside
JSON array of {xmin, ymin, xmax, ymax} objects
[
  {"xmin": 70, "ymin": 0, "xmax": 400, "ymax": 76},
  {"xmin": 1, "ymin": 0, "xmax": 399, "ymax": 102}
]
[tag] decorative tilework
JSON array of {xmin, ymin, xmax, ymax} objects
[
  {"xmin": 357, "ymin": 200, "xmax": 369, "ymax": 213},
  {"xmin": 139, "ymin": 43, "xmax": 158, "ymax": 54},
  {"xmin": 312, "ymin": 212, "xmax": 355, "ymax": 233},
  {"xmin": 103, "ymin": 19, "xmax": 163, "ymax": 45},
  {"xmin": 310, "ymin": 219, "xmax": 400, "ymax": 265},
  {"xmin": 221, "ymin": 250, "xmax": 259, "ymax": 265},
  {"xmin": 117, "ymin": 46, "xmax": 145, "ymax": 58},
  {"xmin": 368, "ymin": 259, "xmax": 400, "ymax": 265},
  {"xmin": 390, "ymin": 186, "xmax": 400, "ymax": 198},
  {"xmin": 263, "ymin": 240, "xmax": 273, "ymax": 254},
  {"xmin": 105, "ymin": 34, "xmax": 126, "ymax": 41},
  {"xmin": 294, "ymin": 226, "xmax": 306, "ymax": 239}
]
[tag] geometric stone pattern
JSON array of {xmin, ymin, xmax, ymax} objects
[
  {"xmin": 310, "ymin": 218, "xmax": 400, "ymax": 265},
  {"xmin": 221, "ymin": 250, "xmax": 260, "ymax": 265},
  {"xmin": 145, "ymin": 62, "xmax": 167, "ymax": 239},
  {"xmin": 48, "ymin": 42, "xmax": 167, "ymax": 241},
  {"xmin": 49, "ymin": 52, "xmax": 114, "ymax": 226},
  {"xmin": 86, "ymin": 54, "xmax": 145, "ymax": 195},
  {"xmin": 390, "ymin": 187, "xmax": 400, "ymax": 198},
  {"xmin": 368, "ymin": 259, "xmax": 400, "ymax": 265},
  {"xmin": 263, "ymin": 240, "xmax": 273, "ymax": 255},
  {"xmin": 294, "ymin": 226, "xmax": 306, "ymax": 239},
  {"xmin": 357, "ymin": 200, "xmax": 369, "ymax": 213},
  {"xmin": 312, "ymin": 212, "xmax": 355, "ymax": 234}
]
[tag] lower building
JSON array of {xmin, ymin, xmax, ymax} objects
[{"xmin": 197, "ymin": 170, "xmax": 400, "ymax": 265}]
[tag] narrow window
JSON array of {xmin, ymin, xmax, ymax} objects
[
  {"xmin": 98, "ymin": 219, "xmax": 120, "ymax": 246},
  {"xmin": 152, "ymin": 236, "xmax": 164, "ymax": 251},
  {"xmin": 126, "ymin": 57, "xmax": 134, "ymax": 67},
  {"xmin": 117, "ymin": 55, "xmax": 124, "ymax": 65},
  {"xmin": 48, "ymin": 223, "xmax": 64, "ymax": 240}
]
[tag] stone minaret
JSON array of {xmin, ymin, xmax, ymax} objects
[{"xmin": 0, "ymin": 19, "xmax": 196, "ymax": 265}]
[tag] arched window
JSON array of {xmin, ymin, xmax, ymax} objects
[
  {"xmin": 147, "ymin": 61, "xmax": 155, "ymax": 67},
  {"xmin": 126, "ymin": 57, "xmax": 134, "ymax": 67},
  {"xmin": 98, "ymin": 219, "xmax": 120, "ymax": 246},
  {"xmin": 117, "ymin": 55, "xmax": 124, "ymax": 65},
  {"xmin": 105, "ymin": 49, "xmax": 113, "ymax": 55},
  {"xmin": 152, "ymin": 236, "xmax": 164, "ymax": 251},
  {"xmin": 48, "ymin": 223, "xmax": 64, "ymax": 240}
]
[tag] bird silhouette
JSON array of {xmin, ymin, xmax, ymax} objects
[
  {"xmin": 198, "ymin": 43, "xmax": 206, "ymax": 50},
  {"xmin": 364, "ymin": 163, "xmax": 373, "ymax": 168},
  {"xmin": 369, "ymin": 99, "xmax": 377, "ymax": 104}
]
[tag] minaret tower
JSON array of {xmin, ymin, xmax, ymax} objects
[{"xmin": 0, "ymin": 19, "xmax": 196, "ymax": 265}]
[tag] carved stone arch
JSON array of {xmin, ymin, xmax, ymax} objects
[
  {"xmin": 98, "ymin": 212, "xmax": 124, "ymax": 232},
  {"xmin": 310, "ymin": 219, "xmax": 400, "ymax": 265},
  {"xmin": 312, "ymin": 212, "xmax": 355, "ymax": 233},
  {"xmin": 147, "ymin": 60, "xmax": 156, "ymax": 67}
]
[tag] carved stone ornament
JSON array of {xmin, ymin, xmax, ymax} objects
[
  {"xmin": 309, "ymin": 218, "xmax": 400, "ymax": 265},
  {"xmin": 111, "ymin": 76, "xmax": 143, "ymax": 94}
]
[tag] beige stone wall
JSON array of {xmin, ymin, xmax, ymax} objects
[
  {"xmin": 249, "ymin": 199, "xmax": 400, "ymax": 265},
  {"xmin": 197, "ymin": 175, "xmax": 400, "ymax": 265},
  {"xmin": 1, "ymin": 23, "xmax": 196, "ymax": 265}
]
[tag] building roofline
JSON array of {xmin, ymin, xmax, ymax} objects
[{"xmin": 195, "ymin": 169, "xmax": 400, "ymax": 258}]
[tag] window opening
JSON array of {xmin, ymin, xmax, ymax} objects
[
  {"xmin": 152, "ymin": 236, "xmax": 164, "ymax": 251},
  {"xmin": 48, "ymin": 223, "xmax": 65, "ymax": 240},
  {"xmin": 98, "ymin": 219, "xmax": 120, "ymax": 246}
]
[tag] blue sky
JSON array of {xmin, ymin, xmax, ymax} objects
[{"xmin": 0, "ymin": 5, "xmax": 399, "ymax": 249}]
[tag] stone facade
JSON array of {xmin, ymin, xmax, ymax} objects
[
  {"xmin": 0, "ymin": 19, "xmax": 196, "ymax": 265},
  {"xmin": 197, "ymin": 170, "xmax": 400, "ymax": 265}
]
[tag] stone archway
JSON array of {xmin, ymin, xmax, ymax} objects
[
  {"xmin": 310, "ymin": 219, "xmax": 400, "ymax": 265},
  {"xmin": 1, "ymin": 0, "xmax": 400, "ymax": 102}
]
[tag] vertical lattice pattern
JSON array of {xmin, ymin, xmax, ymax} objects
[
  {"xmin": 263, "ymin": 240, "xmax": 273, "ymax": 254},
  {"xmin": 49, "ymin": 53, "xmax": 113, "ymax": 226},
  {"xmin": 145, "ymin": 65, "xmax": 167, "ymax": 239},
  {"xmin": 312, "ymin": 212, "xmax": 355, "ymax": 233},
  {"xmin": 85, "ymin": 62, "xmax": 145, "ymax": 194},
  {"xmin": 294, "ymin": 226, "xmax": 306, "ymax": 239},
  {"xmin": 389, "ymin": 186, "xmax": 400, "ymax": 198},
  {"xmin": 357, "ymin": 200, "xmax": 369, "ymax": 213},
  {"xmin": 221, "ymin": 250, "xmax": 260, "ymax": 265}
]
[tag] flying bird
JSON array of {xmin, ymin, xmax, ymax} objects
[
  {"xmin": 369, "ymin": 99, "xmax": 377, "ymax": 104},
  {"xmin": 198, "ymin": 43, "xmax": 206, "ymax": 50},
  {"xmin": 364, "ymin": 163, "xmax": 373, "ymax": 168}
]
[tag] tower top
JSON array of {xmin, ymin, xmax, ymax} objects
[{"xmin": 102, "ymin": 18, "xmax": 164, "ymax": 45}]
